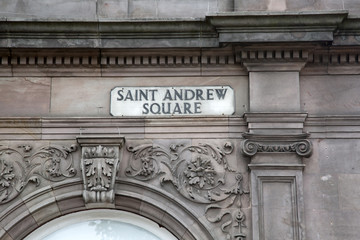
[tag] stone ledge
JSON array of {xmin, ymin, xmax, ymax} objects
[{"xmin": 1, "ymin": 11, "xmax": 358, "ymax": 48}]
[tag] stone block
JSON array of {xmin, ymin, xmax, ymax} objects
[
  {"xmin": 307, "ymin": 209, "xmax": 360, "ymax": 240},
  {"xmin": 0, "ymin": 0, "xmax": 97, "ymax": 20},
  {"xmin": 250, "ymin": 72, "xmax": 300, "ymax": 112},
  {"xmin": 7, "ymin": 215, "xmax": 37, "ymax": 240},
  {"xmin": 115, "ymin": 195, "xmax": 142, "ymax": 214},
  {"xmin": 305, "ymin": 210, "xmax": 337, "ymax": 240},
  {"xmin": 0, "ymin": 78, "xmax": 50, "ymax": 117},
  {"xmin": 157, "ymin": 0, "xmax": 217, "ymax": 18},
  {"xmin": 57, "ymin": 197, "xmax": 86, "ymax": 214},
  {"xmin": 300, "ymin": 75, "xmax": 360, "ymax": 115},
  {"xmin": 234, "ymin": 0, "xmax": 342, "ymax": 11},
  {"xmin": 234, "ymin": 0, "xmax": 268, "ymax": 11},
  {"xmin": 339, "ymin": 174, "xmax": 360, "ymax": 210},
  {"xmin": 344, "ymin": 0, "xmax": 360, "ymax": 17},
  {"xmin": 303, "ymin": 174, "xmax": 339, "ymax": 210},
  {"xmin": 0, "ymin": 232, "xmax": 13, "ymax": 240},
  {"xmin": 128, "ymin": 0, "xmax": 157, "ymax": 18},
  {"xmin": 31, "ymin": 202, "xmax": 61, "ymax": 226},
  {"xmin": 97, "ymin": 0, "xmax": 128, "ymax": 19},
  {"xmin": 318, "ymin": 139, "xmax": 360, "ymax": 174}
]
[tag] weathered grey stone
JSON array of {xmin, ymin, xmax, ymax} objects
[
  {"xmin": 234, "ymin": 0, "xmax": 343, "ymax": 12},
  {"xmin": 249, "ymin": 72, "xmax": 300, "ymax": 112},
  {"xmin": 318, "ymin": 139, "xmax": 360, "ymax": 174},
  {"xmin": 0, "ymin": 78, "xmax": 50, "ymax": 117},
  {"xmin": 97, "ymin": 0, "xmax": 128, "ymax": 19},
  {"xmin": 303, "ymin": 174, "xmax": 339, "ymax": 210},
  {"xmin": 338, "ymin": 174, "xmax": 360, "ymax": 209},
  {"xmin": 301, "ymin": 75, "xmax": 360, "ymax": 115},
  {"xmin": 0, "ymin": 0, "xmax": 97, "ymax": 20},
  {"xmin": 344, "ymin": 0, "xmax": 360, "ymax": 17}
]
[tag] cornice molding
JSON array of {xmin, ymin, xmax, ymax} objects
[
  {"xmin": 207, "ymin": 10, "xmax": 348, "ymax": 43},
  {"xmin": 0, "ymin": 11, "xmax": 357, "ymax": 49}
]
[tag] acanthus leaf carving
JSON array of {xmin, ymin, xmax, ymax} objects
[
  {"xmin": 81, "ymin": 145, "xmax": 119, "ymax": 204},
  {"xmin": 126, "ymin": 141, "xmax": 250, "ymax": 239},
  {"xmin": 0, "ymin": 143, "xmax": 77, "ymax": 204}
]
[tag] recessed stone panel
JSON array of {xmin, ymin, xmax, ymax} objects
[
  {"xmin": 250, "ymin": 72, "xmax": 300, "ymax": 112},
  {"xmin": 50, "ymin": 77, "xmax": 248, "ymax": 117}
]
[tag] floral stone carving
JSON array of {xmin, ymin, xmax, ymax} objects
[
  {"xmin": 0, "ymin": 144, "xmax": 77, "ymax": 204},
  {"xmin": 80, "ymin": 144, "xmax": 121, "ymax": 204},
  {"xmin": 126, "ymin": 142, "xmax": 250, "ymax": 239}
]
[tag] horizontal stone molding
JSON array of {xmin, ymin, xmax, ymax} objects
[
  {"xmin": 2, "ymin": 47, "xmax": 360, "ymax": 76},
  {"xmin": 0, "ymin": 11, "xmax": 352, "ymax": 48},
  {"xmin": 2, "ymin": 116, "xmax": 360, "ymax": 139}
]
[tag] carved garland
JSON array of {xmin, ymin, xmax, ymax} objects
[
  {"xmin": 0, "ymin": 144, "xmax": 77, "ymax": 204},
  {"xmin": 126, "ymin": 142, "xmax": 249, "ymax": 240}
]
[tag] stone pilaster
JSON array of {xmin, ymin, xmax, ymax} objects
[{"xmin": 239, "ymin": 46, "xmax": 312, "ymax": 240}]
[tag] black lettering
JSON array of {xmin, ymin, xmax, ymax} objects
[
  {"xmin": 215, "ymin": 88, "xmax": 228, "ymax": 100},
  {"xmin": 139, "ymin": 90, "xmax": 148, "ymax": 101},
  {"xmin": 185, "ymin": 89, "xmax": 195, "ymax": 100},
  {"xmin": 150, "ymin": 103, "xmax": 161, "ymax": 114},
  {"xmin": 207, "ymin": 89, "xmax": 214, "ymax": 100},
  {"xmin": 142, "ymin": 103, "xmax": 149, "ymax": 114},
  {"xmin": 124, "ymin": 91, "xmax": 134, "ymax": 101},
  {"xmin": 149, "ymin": 90, "xmax": 158, "ymax": 101},
  {"xmin": 174, "ymin": 89, "xmax": 183, "ymax": 100},
  {"xmin": 162, "ymin": 103, "xmax": 171, "ymax": 114},
  {"xmin": 163, "ymin": 90, "xmax": 173, "ymax": 101},
  {"xmin": 117, "ymin": 89, "xmax": 124, "ymax": 101},
  {"xmin": 184, "ymin": 102, "xmax": 193, "ymax": 114},
  {"xmin": 173, "ymin": 103, "xmax": 182, "ymax": 114},
  {"xmin": 196, "ymin": 89, "xmax": 205, "ymax": 100},
  {"xmin": 194, "ymin": 102, "xmax": 202, "ymax": 113}
]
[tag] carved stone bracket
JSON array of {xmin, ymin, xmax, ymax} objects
[
  {"xmin": 240, "ymin": 133, "xmax": 313, "ymax": 158},
  {"xmin": 0, "ymin": 143, "xmax": 77, "ymax": 204},
  {"xmin": 126, "ymin": 141, "xmax": 250, "ymax": 239},
  {"xmin": 77, "ymin": 136, "xmax": 125, "ymax": 204}
]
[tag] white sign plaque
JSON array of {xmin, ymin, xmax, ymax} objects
[{"xmin": 110, "ymin": 86, "xmax": 234, "ymax": 116}]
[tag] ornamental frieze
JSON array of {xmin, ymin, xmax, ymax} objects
[
  {"xmin": 125, "ymin": 141, "xmax": 250, "ymax": 239},
  {"xmin": 0, "ymin": 143, "xmax": 77, "ymax": 204}
]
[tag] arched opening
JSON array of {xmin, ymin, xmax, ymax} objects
[{"xmin": 24, "ymin": 209, "xmax": 177, "ymax": 240}]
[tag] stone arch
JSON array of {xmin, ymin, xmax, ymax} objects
[{"xmin": 0, "ymin": 178, "xmax": 213, "ymax": 240}]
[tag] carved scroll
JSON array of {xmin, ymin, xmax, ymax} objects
[
  {"xmin": 0, "ymin": 144, "xmax": 77, "ymax": 204},
  {"xmin": 126, "ymin": 142, "xmax": 249, "ymax": 239},
  {"xmin": 241, "ymin": 139, "xmax": 312, "ymax": 157}
]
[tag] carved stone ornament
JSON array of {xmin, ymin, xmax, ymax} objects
[
  {"xmin": 240, "ymin": 133, "xmax": 313, "ymax": 158},
  {"xmin": 77, "ymin": 137, "xmax": 125, "ymax": 204},
  {"xmin": 0, "ymin": 143, "xmax": 77, "ymax": 204},
  {"xmin": 126, "ymin": 142, "xmax": 250, "ymax": 239}
]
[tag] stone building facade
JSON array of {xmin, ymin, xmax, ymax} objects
[{"xmin": 0, "ymin": 1, "xmax": 360, "ymax": 239}]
